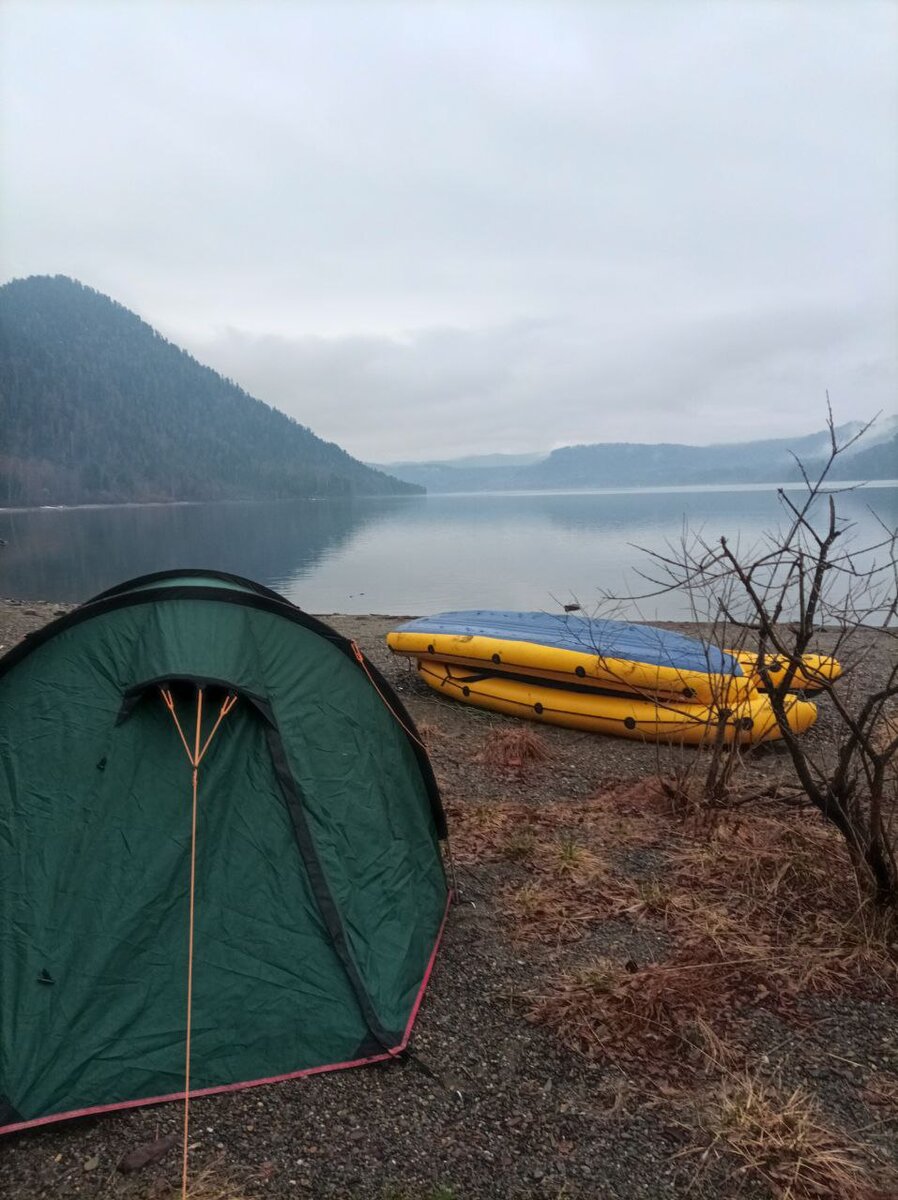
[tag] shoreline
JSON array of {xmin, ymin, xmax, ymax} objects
[
  {"xmin": 3, "ymin": 594, "xmax": 893, "ymax": 629},
  {"xmin": 2, "ymin": 476, "xmax": 897, "ymax": 514},
  {"xmin": 1, "ymin": 597, "xmax": 891, "ymax": 638}
]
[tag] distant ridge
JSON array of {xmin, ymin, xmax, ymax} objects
[
  {"xmin": 377, "ymin": 419, "xmax": 897, "ymax": 492},
  {"xmin": 0, "ymin": 275, "xmax": 421, "ymax": 506}
]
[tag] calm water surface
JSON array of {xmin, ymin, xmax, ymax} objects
[{"xmin": 1, "ymin": 483, "xmax": 895, "ymax": 619}]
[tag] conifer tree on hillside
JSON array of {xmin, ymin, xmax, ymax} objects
[{"xmin": 0, "ymin": 275, "xmax": 420, "ymax": 506}]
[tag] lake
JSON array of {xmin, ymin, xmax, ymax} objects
[{"xmin": 1, "ymin": 482, "xmax": 895, "ymax": 619}]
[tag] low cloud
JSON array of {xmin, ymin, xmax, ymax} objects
[
  {"xmin": 2, "ymin": 1, "xmax": 896, "ymax": 459},
  {"xmin": 185, "ymin": 301, "xmax": 896, "ymax": 461}
]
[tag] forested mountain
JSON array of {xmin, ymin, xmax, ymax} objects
[
  {"xmin": 513, "ymin": 425, "xmax": 871, "ymax": 489},
  {"xmin": 825, "ymin": 423, "xmax": 898, "ymax": 481},
  {"xmin": 380, "ymin": 420, "xmax": 896, "ymax": 492},
  {"xmin": 0, "ymin": 276, "xmax": 421, "ymax": 505}
]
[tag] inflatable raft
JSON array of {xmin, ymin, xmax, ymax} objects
[
  {"xmin": 388, "ymin": 611, "xmax": 756, "ymax": 705},
  {"xmin": 416, "ymin": 660, "xmax": 817, "ymax": 746},
  {"xmin": 728, "ymin": 649, "xmax": 841, "ymax": 694}
]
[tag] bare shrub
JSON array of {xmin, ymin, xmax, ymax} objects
[{"xmin": 620, "ymin": 405, "xmax": 898, "ymax": 911}]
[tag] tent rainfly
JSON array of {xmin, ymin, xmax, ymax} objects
[{"xmin": 0, "ymin": 571, "xmax": 449, "ymax": 1133}]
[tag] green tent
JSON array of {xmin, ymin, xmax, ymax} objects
[{"xmin": 0, "ymin": 571, "xmax": 448, "ymax": 1133}]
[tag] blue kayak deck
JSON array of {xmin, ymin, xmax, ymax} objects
[{"xmin": 396, "ymin": 611, "xmax": 743, "ymax": 677}]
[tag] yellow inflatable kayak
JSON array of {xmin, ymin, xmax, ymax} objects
[
  {"xmin": 417, "ymin": 661, "xmax": 816, "ymax": 745},
  {"xmin": 389, "ymin": 611, "xmax": 757, "ymax": 705},
  {"xmin": 728, "ymin": 649, "xmax": 841, "ymax": 693}
]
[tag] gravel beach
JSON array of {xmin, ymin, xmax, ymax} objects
[{"xmin": 1, "ymin": 600, "xmax": 896, "ymax": 1200}]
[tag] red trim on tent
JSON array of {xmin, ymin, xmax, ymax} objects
[{"xmin": 0, "ymin": 891, "xmax": 452, "ymax": 1136}]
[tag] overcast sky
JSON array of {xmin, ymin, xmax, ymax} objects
[{"xmin": 2, "ymin": 1, "xmax": 896, "ymax": 462}]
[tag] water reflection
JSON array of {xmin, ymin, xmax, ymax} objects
[
  {"xmin": 1, "ymin": 485, "xmax": 894, "ymax": 617},
  {"xmin": 0, "ymin": 498, "xmax": 407, "ymax": 603}
]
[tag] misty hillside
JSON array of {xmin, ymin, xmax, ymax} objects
[
  {"xmin": 379, "ymin": 421, "xmax": 896, "ymax": 492},
  {"xmin": 515, "ymin": 424, "xmax": 891, "ymax": 489},
  {"xmin": 0, "ymin": 275, "xmax": 421, "ymax": 506},
  {"xmin": 827, "ymin": 422, "xmax": 898, "ymax": 481}
]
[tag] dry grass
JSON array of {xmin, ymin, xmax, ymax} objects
[
  {"xmin": 690, "ymin": 1072, "xmax": 877, "ymax": 1200},
  {"xmin": 447, "ymin": 793, "xmax": 657, "ymax": 940},
  {"xmin": 507, "ymin": 881, "xmax": 604, "ymax": 942},
  {"xmin": 542, "ymin": 791, "xmax": 890, "ymax": 983},
  {"xmin": 666, "ymin": 811, "xmax": 897, "ymax": 999},
  {"xmin": 530, "ymin": 968, "xmax": 895, "ymax": 1196},
  {"xmin": 526, "ymin": 956, "xmax": 754, "ymax": 1071},
  {"xmin": 446, "ymin": 788, "xmax": 666, "ymax": 865},
  {"xmin": 415, "ymin": 721, "xmax": 443, "ymax": 746},
  {"xmin": 449, "ymin": 777, "xmax": 898, "ymax": 1194},
  {"xmin": 183, "ymin": 1181, "xmax": 250, "ymax": 1200},
  {"xmin": 686, "ymin": 1075, "xmax": 893, "ymax": 1200},
  {"xmin": 863, "ymin": 1075, "xmax": 898, "ymax": 1119},
  {"xmin": 476, "ymin": 727, "xmax": 552, "ymax": 771},
  {"xmin": 553, "ymin": 833, "xmax": 602, "ymax": 876},
  {"xmin": 502, "ymin": 825, "xmax": 537, "ymax": 861},
  {"xmin": 450, "ymin": 784, "xmax": 896, "ymax": 986},
  {"xmin": 526, "ymin": 835, "xmax": 895, "ymax": 1081},
  {"xmin": 158, "ymin": 1163, "xmax": 256, "ymax": 1199},
  {"xmin": 446, "ymin": 802, "xmax": 525, "ymax": 865}
]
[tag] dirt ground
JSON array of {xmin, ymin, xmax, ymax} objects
[{"xmin": 0, "ymin": 601, "xmax": 896, "ymax": 1199}]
